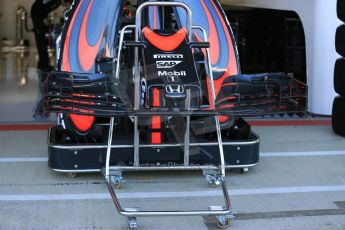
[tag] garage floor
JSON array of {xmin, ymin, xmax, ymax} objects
[
  {"xmin": 0, "ymin": 50, "xmax": 54, "ymax": 123},
  {"xmin": 0, "ymin": 123, "xmax": 344, "ymax": 230},
  {"xmin": 0, "ymin": 51, "xmax": 345, "ymax": 230}
]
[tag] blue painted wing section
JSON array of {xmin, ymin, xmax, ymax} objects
[
  {"xmin": 60, "ymin": 0, "xmax": 124, "ymax": 75},
  {"xmin": 174, "ymin": 0, "xmax": 240, "ymax": 80}
]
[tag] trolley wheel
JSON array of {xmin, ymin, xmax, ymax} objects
[
  {"xmin": 127, "ymin": 216, "xmax": 138, "ymax": 229},
  {"xmin": 115, "ymin": 181, "xmax": 123, "ymax": 189},
  {"xmin": 65, "ymin": 172, "xmax": 77, "ymax": 178},
  {"xmin": 209, "ymin": 181, "xmax": 220, "ymax": 188},
  {"xmin": 240, "ymin": 168, "xmax": 249, "ymax": 174},
  {"xmin": 216, "ymin": 219, "xmax": 232, "ymax": 229},
  {"xmin": 215, "ymin": 215, "xmax": 233, "ymax": 229},
  {"xmin": 205, "ymin": 175, "xmax": 221, "ymax": 188},
  {"xmin": 110, "ymin": 175, "xmax": 124, "ymax": 189}
]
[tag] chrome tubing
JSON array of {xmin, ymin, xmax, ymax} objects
[
  {"xmin": 115, "ymin": 25, "xmax": 136, "ymax": 80},
  {"xmin": 105, "ymin": 176, "xmax": 231, "ymax": 218},
  {"xmin": 135, "ymin": 2, "xmax": 193, "ymax": 42},
  {"xmin": 52, "ymin": 163, "xmax": 259, "ymax": 174},
  {"xmin": 184, "ymin": 89, "xmax": 191, "ymax": 166},
  {"xmin": 105, "ymin": 117, "xmax": 115, "ymax": 181},
  {"xmin": 133, "ymin": 2, "xmax": 193, "ymax": 167},
  {"xmin": 192, "ymin": 25, "xmax": 226, "ymax": 178}
]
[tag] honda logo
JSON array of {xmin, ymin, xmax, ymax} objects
[{"xmin": 165, "ymin": 85, "xmax": 184, "ymax": 94}]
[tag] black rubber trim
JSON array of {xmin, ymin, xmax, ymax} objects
[
  {"xmin": 123, "ymin": 41, "xmax": 146, "ymax": 48},
  {"xmin": 332, "ymin": 96, "xmax": 345, "ymax": 137},
  {"xmin": 334, "ymin": 58, "xmax": 345, "ymax": 97},
  {"xmin": 336, "ymin": 25, "xmax": 345, "ymax": 57},
  {"xmin": 189, "ymin": 42, "xmax": 210, "ymax": 48},
  {"xmin": 338, "ymin": 0, "xmax": 345, "ymax": 22}
]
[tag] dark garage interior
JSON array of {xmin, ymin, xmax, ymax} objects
[{"xmin": 225, "ymin": 7, "xmax": 307, "ymax": 84}]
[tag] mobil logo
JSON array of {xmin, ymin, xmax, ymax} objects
[{"xmin": 158, "ymin": 71, "xmax": 187, "ymax": 77}]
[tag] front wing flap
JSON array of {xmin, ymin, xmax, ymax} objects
[{"xmin": 37, "ymin": 71, "xmax": 307, "ymax": 117}]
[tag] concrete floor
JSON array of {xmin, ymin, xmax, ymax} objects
[{"xmin": 0, "ymin": 125, "xmax": 345, "ymax": 230}]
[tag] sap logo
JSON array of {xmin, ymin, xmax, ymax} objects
[
  {"xmin": 153, "ymin": 54, "xmax": 183, "ymax": 59},
  {"xmin": 158, "ymin": 71, "xmax": 186, "ymax": 77},
  {"xmin": 156, "ymin": 61, "xmax": 182, "ymax": 69}
]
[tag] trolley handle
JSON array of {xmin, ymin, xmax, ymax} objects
[{"xmin": 135, "ymin": 2, "xmax": 193, "ymax": 42}]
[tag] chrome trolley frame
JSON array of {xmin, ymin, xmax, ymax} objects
[{"xmin": 103, "ymin": 2, "xmax": 233, "ymax": 229}]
